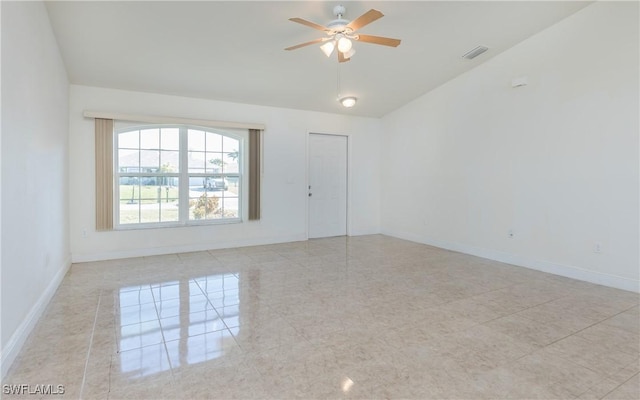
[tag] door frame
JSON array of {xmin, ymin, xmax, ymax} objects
[{"xmin": 306, "ymin": 132, "xmax": 352, "ymax": 239}]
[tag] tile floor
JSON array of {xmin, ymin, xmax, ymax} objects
[{"xmin": 2, "ymin": 235, "xmax": 639, "ymax": 399}]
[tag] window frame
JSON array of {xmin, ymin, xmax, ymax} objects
[{"xmin": 113, "ymin": 124, "xmax": 246, "ymax": 229}]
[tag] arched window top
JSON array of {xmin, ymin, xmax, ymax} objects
[{"xmin": 115, "ymin": 124, "xmax": 245, "ymax": 141}]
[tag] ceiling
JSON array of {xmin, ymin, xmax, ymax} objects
[{"xmin": 45, "ymin": 1, "xmax": 592, "ymax": 118}]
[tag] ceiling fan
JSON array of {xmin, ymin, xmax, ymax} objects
[{"xmin": 285, "ymin": 5, "xmax": 401, "ymax": 63}]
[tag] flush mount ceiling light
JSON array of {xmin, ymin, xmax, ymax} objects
[
  {"xmin": 285, "ymin": 5, "xmax": 401, "ymax": 63},
  {"xmin": 339, "ymin": 96, "xmax": 357, "ymax": 108}
]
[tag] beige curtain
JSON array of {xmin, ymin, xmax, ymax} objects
[
  {"xmin": 95, "ymin": 118, "xmax": 114, "ymax": 230},
  {"xmin": 248, "ymin": 129, "xmax": 262, "ymax": 220}
]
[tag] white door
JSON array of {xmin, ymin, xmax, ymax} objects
[{"xmin": 308, "ymin": 133, "xmax": 348, "ymax": 238}]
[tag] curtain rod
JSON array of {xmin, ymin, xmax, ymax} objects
[{"xmin": 83, "ymin": 111, "xmax": 265, "ymax": 131}]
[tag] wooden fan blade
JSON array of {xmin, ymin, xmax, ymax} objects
[
  {"xmin": 346, "ymin": 9, "xmax": 384, "ymax": 32},
  {"xmin": 285, "ymin": 38, "xmax": 325, "ymax": 51},
  {"xmin": 338, "ymin": 51, "xmax": 350, "ymax": 63},
  {"xmin": 289, "ymin": 17, "xmax": 329, "ymax": 32},
  {"xmin": 356, "ymin": 34, "xmax": 401, "ymax": 47}
]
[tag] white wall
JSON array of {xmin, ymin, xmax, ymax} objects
[
  {"xmin": 69, "ymin": 85, "xmax": 382, "ymax": 261},
  {"xmin": 1, "ymin": 1, "xmax": 70, "ymax": 376},
  {"xmin": 381, "ymin": 1, "xmax": 639, "ymax": 292}
]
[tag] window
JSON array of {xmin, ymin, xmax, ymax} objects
[{"xmin": 115, "ymin": 125, "xmax": 244, "ymax": 227}]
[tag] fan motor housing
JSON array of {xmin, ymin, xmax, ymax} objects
[{"xmin": 327, "ymin": 18, "xmax": 350, "ymax": 33}]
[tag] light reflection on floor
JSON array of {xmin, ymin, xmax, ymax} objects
[{"xmin": 117, "ymin": 274, "xmax": 239, "ymax": 377}]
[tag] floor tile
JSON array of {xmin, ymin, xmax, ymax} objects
[
  {"xmin": 544, "ymin": 335, "xmax": 639, "ymax": 378},
  {"xmin": 484, "ymin": 313, "xmax": 578, "ymax": 347},
  {"xmin": 2, "ymin": 235, "xmax": 638, "ymax": 399},
  {"xmin": 576, "ymin": 320, "xmax": 640, "ymax": 357},
  {"xmin": 602, "ymin": 373, "xmax": 640, "ymax": 400}
]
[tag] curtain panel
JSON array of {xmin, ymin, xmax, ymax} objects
[
  {"xmin": 248, "ymin": 129, "xmax": 262, "ymax": 221},
  {"xmin": 95, "ymin": 118, "xmax": 114, "ymax": 230}
]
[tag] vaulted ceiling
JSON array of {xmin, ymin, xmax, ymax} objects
[{"xmin": 45, "ymin": 1, "xmax": 591, "ymax": 117}]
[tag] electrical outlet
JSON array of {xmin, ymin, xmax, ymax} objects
[
  {"xmin": 593, "ymin": 242, "xmax": 602, "ymax": 253},
  {"xmin": 508, "ymin": 229, "xmax": 514, "ymax": 239}
]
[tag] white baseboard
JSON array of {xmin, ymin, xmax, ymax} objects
[
  {"xmin": 71, "ymin": 234, "xmax": 308, "ymax": 263},
  {"xmin": 0, "ymin": 257, "xmax": 71, "ymax": 380},
  {"xmin": 348, "ymin": 227, "xmax": 382, "ymax": 236},
  {"xmin": 383, "ymin": 229, "xmax": 640, "ymax": 293}
]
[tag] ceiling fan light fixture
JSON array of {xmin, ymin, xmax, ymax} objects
[
  {"xmin": 339, "ymin": 96, "xmax": 357, "ymax": 108},
  {"xmin": 343, "ymin": 47, "xmax": 356, "ymax": 59},
  {"xmin": 337, "ymin": 36, "xmax": 352, "ymax": 53},
  {"xmin": 320, "ymin": 41, "xmax": 335, "ymax": 57},
  {"xmin": 286, "ymin": 6, "xmax": 400, "ymax": 64}
]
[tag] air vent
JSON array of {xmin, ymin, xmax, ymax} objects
[{"xmin": 462, "ymin": 45, "xmax": 489, "ymax": 60}]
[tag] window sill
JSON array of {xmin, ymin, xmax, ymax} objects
[{"xmin": 115, "ymin": 218, "xmax": 243, "ymax": 231}]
